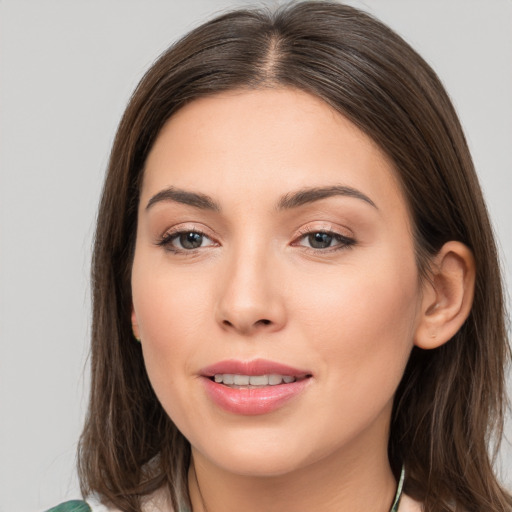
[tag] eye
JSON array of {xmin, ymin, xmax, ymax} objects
[
  {"xmin": 305, "ymin": 232, "xmax": 335, "ymax": 249},
  {"xmin": 159, "ymin": 230, "xmax": 216, "ymax": 252},
  {"xmin": 295, "ymin": 230, "xmax": 355, "ymax": 251}
]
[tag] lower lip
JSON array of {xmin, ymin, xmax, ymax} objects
[{"xmin": 201, "ymin": 377, "xmax": 311, "ymax": 415}]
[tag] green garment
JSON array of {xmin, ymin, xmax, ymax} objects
[{"xmin": 45, "ymin": 501, "xmax": 91, "ymax": 512}]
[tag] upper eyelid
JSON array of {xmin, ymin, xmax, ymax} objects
[
  {"xmin": 294, "ymin": 222, "xmax": 354, "ymax": 238},
  {"xmin": 156, "ymin": 222, "xmax": 355, "ymax": 244},
  {"xmin": 160, "ymin": 223, "xmax": 215, "ymax": 238}
]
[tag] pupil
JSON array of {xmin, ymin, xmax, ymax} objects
[
  {"xmin": 309, "ymin": 232, "xmax": 332, "ymax": 249},
  {"xmin": 180, "ymin": 232, "xmax": 203, "ymax": 249}
]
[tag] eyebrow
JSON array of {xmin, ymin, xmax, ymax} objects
[
  {"xmin": 145, "ymin": 184, "xmax": 376, "ymax": 212},
  {"xmin": 146, "ymin": 187, "xmax": 221, "ymax": 211},
  {"xmin": 276, "ymin": 185, "xmax": 377, "ymax": 210}
]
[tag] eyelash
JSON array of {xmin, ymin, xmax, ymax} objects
[
  {"xmin": 157, "ymin": 228, "xmax": 216, "ymax": 254},
  {"xmin": 156, "ymin": 227, "xmax": 356, "ymax": 255},
  {"xmin": 292, "ymin": 228, "xmax": 356, "ymax": 253}
]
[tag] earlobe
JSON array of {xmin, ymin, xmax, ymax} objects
[
  {"xmin": 131, "ymin": 307, "xmax": 141, "ymax": 342},
  {"xmin": 414, "ymin": 241, "xmax": 475, "ymax": 350}
]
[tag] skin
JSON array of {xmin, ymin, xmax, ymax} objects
[{"xmin": 131, "ymin": 88, "xmax": 474, "ymax": 512}]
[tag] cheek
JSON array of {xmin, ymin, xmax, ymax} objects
[
  {"xmin": 132, "ymin": 256, "xmax": 211, "ymax": 337},
  {"xmin": 131, "ymin": 259, "xmax": 213, "ymax": 397},
  {"xmin": 293, "ymin": 249, "xmax": 420, "ymax": 390}
]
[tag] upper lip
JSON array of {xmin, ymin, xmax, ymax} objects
[{"xmin": 200, "ymin": 359, "xmax": 311, "ymax": 378}]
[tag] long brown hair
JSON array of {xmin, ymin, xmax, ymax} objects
[{"xmin": 78, "ymin": 2, "xmax": 511, "ymax": 511}]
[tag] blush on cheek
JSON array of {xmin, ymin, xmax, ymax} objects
[
  {"xmin": 135, "ymin": 270, "xmax": 210, "ymax": 335},
  {"xmin": 302, "ymin": 261, "xmax": 418, "ymax": 379}
]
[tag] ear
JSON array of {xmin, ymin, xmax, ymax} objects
[
  {"xmin": 414, "ymin": 241, "xmax": 475, "ymax": 349},
  {"xmin": 131, "ymin": 307, "xmax": 141, "ymax": 341}
]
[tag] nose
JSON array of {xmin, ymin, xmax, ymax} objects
[{"xmin": 215, "ymin": 246, "xmax": 286, "ymax": 336}]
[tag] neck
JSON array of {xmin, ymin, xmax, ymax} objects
[{"xmin": 187, "ymin": 423, "xmax": 397, "ymax": 512}]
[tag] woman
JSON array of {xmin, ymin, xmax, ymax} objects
[{"xmin": 47, "ymin": 1, "xmax": 511, "ymax": 511}]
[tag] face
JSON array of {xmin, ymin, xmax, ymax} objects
[{"xmin": 131, "ymin": 88, "xmax": 423, "ymax": 477}]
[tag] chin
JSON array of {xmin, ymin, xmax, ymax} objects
[
  {"xmin": 187, "ymin": 423, "xmax": 309, "ymax": 476},
  {"xmin": 203, "ymin": 447, "xmax": 307, "ymax": 478},
  {"xmin": 188, "ymin": 421, "xmax": 347, "ymax": 479}
]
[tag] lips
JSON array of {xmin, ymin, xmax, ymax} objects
[
  {"xmin": 213, "ymin": 373, "xmax": 297, "ymax": 386},
  {"xmin": 200, "ymin": 359, "xmax": 312, "ymax": 415}
]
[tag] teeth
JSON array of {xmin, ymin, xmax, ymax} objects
[
  {"xmin": 222, "ymin": 374, "xmax": 234, "ymax": 385},
  {"xmin": 249, "ymin": 375, "xmax": 268, "ymax": 385},
  {"xmin": 213, "ymin": 373, "xmax": 297, "ymax": 386},
  {"xmin": 234, "ymin": 374, "xmax": 250, "ymax": 385},
  {"xmin": 268, "ymin": 374, "xmax": 282, "ymax": 385}
]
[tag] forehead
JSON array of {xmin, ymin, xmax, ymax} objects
[{"xmin": 142, "ymin": 87, "xmax": 406, "ymax": 215}]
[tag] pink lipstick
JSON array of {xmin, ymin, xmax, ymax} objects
[{"xmin": 200, "ymin": 359, "xmax": 312, "ymax": 415}]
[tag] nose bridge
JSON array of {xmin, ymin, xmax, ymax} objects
[{"xmin": 215, "ymin": 236, "xmax": 285, "ymax": 334}]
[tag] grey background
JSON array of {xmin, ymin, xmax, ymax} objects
[{"xmin": 0, "ymin": 1, "xmax": 511, "ymax": 511}]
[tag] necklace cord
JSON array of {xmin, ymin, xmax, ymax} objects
[{"xmin": 390, "ymin": 466, "xmax": 406, "ymax": 512}]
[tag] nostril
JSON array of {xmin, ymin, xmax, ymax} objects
[{"xmin": 220, "ymin": 318, "xmax": 273, "ymax": 331}]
